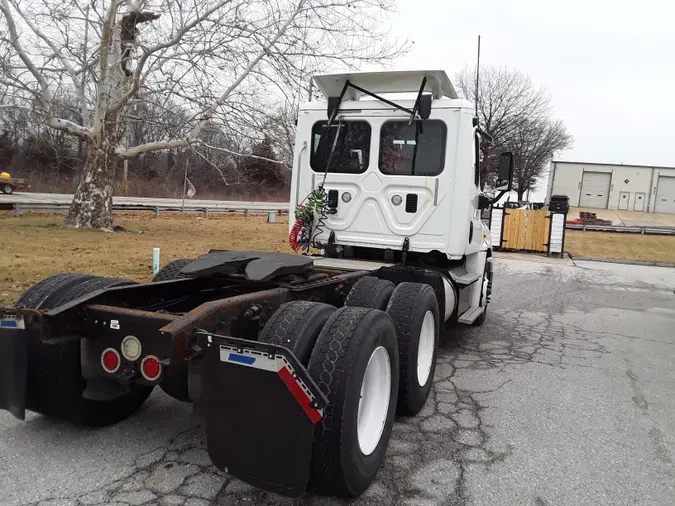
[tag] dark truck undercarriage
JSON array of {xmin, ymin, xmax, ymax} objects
[{"xmin": 0, "ymin": 250, "xmax": 458, "ymax": 497}]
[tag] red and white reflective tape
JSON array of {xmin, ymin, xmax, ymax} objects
[{"xmin": 218, "ymin": 344, "xmax": 323, "ymax": 423}]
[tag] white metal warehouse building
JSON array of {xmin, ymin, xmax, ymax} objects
[{"xmin": 545, "ymin": 161, "xmax": 675, "ymax": 214}]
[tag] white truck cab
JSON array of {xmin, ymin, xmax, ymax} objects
[{"xmin": 289, "ymin": 70, "xmax": 514, "ymax": 325}]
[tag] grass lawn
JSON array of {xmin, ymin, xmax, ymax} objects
[
  {"xmin": 2, "ymin": 213, "xmax": 674, "ymax": 306},
  {"xmin": 565, "ymin": 230, "xmax": 675, "ymax": 264},
  {"xmin": 0, "ymin": 212, "xmax": 291, "ymax": 306}
]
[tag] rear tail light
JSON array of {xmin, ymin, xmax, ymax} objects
[
  {"xmin": 101, "ymin": 348, "xmax": 121, "ymax": 373},
  {"xmin": 141, "ymin": 355, "xmax": 162, "ymax": 381}
]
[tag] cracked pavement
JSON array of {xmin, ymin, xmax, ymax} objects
[{"xmin": 1, "ymin": 255, "xmax": 674, "ymax": 506}]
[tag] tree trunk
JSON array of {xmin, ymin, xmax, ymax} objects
[
  {"xmin": 517, "ymin": 187, "xmax": 526, "ymax": 201},
  {"xmin": 64, "ymin": 134, "xmax": 117, "ymax": 231},
  {"xmin": 64, "ymin": 7, "xmax": 123, "ymax": 232}
]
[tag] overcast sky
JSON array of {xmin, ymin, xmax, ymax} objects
[{"xmin": 365, "ymin": 0, "xmax": 674, "ymax": 198}]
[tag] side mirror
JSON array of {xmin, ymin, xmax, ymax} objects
[
  {"xmin": 495, "ymin": 152, "xmax": 514, "ymax": 192},
  {"xmin": 477, "ymin": 194, "xmax": 491, "ymax": 210}
]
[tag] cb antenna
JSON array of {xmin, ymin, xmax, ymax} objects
[{"xmin": 475, "ymin": 34, "xmax": 481, "ymax": 120}]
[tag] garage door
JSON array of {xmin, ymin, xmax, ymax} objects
[
  {"xmin": 655, "ymin": 176, "xmax": 675, "ymax": 214},
  {"xmin": 579, "ymin": 171, "xmax": 611, "ymax": 208}
]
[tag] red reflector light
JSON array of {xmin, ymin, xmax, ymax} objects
[
  {"xmin": 101, "ymin": 348, "xmax": 121, "ymax": 373},
  {"xmin": 141, "ymin": 355, "xmax": 162, "ymax": 381}
]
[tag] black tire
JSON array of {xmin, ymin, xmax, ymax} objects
[
  {"xmin": 2, "ymin": 183, "xmax": 13, "ymax": 194},
  {"xmin": 14, "ymin": 273, "xmax": 98, "ymax": 309},
  {"xmin": 152, "ymin": 258, "xmax": 194, "ymax": 282},
  {"xmin": 472, "ymin": 300, "xmax": 487, "ymax": 326},
  {"xmin": 386, "ymin": 282, "xmax": 440, "ymax": 416},
  {"xmin": 308, "ymin": 307, "xmax": 399, "ymax": 497},
  {"xmin": 15, "ymin": 274, "xmax": 154, "ymax": 426},
  {"xmin": 472, "ymin": 261, "xmax": 491, "ymax": 327},
  {"xmin": 50, "ymin": 276, "xmax": 136, "ymax": 307},
  {"xmin": 151, "ymin": 258, "xmax": 194, "ymax": 402},
  {"xmin": 344, "ymin": 277, "xmax": 395, "ymax": 311},
  {"xmin": 258, "ymin": 301, "xmax": 336, "ymax": 365}
]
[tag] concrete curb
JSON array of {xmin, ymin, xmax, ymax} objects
[
  {"xmin": 568, "ymin": 254, "xmax": 675, "ymax": 269},
  {"xmin": 492, "ymin": 251, "xmax": 573, "ymax": 265}
]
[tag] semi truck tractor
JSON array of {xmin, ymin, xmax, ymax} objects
[{"xmin": 0, "ymin": 70, "xmax": 513, "ymax": 498}]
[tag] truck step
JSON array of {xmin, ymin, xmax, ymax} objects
[
  {"xmin": 458, "ymin": 305, "xmax": 485, "ymax": 324},
  {"xmin": 448, "ymin": 268, "xmax": 482, "ymax": 287},
  {"xmin": 313, "ymin": 258, "xmax": 393, "ymax": 271}
]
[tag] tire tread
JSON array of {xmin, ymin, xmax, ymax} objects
[
  {"xmin": 14, "ymin": 273, "xmax": 96, "ymax": 309},
  {"xmin": 152, "ymin": 258, "xmax": 193, "ymax": 282},
  {"xmin": 307, "ymin": 307, "xmax": 397, "ymax": 496},
  {"xmin": 345, "ymin": 277, "xmax": 395, "ymax": 311},
  {"xmin": 386, "ymin": 282, "xmax": 439, "ymax": 415},
  {"xmin": 258, "ymin": 301, "xmax": 335, "ymax": 365}
]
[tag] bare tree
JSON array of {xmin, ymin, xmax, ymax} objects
[
  {"xmin": 261, "ymin": 103, "xmax": 298, "ymax": 167},
  {"xmin": 1, "ymin": 0, "xmax": 406, "ymax": 230},
  {"xmin": 508, "ymin": 118, "xmax": 573, "ymax": 200},
  {"xmin": 455, "ymin": 65, "xmax": 573, "ymax": 195}
]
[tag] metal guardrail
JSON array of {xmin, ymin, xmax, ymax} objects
[
  {"xmin": 8, "ymin": 203, "xmax": 289, "ymax": 218},
  {"xmin": 6, "ymin": 204, "xmax": 675, "ymax": 235},
  {"xmin": 565, "ymin": 223, "xmax": 675, "ymax": 235}
]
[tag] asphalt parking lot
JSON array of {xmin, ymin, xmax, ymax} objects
[{"xmin": 1, "ymin": 254, "xmax": 674, "ymax": 506}]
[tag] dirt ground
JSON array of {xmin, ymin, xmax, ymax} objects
[
  {"xmin": 1, "ymin": 212, "xmax": 674, "ymax": 306},
  {"xmin": 0, "ymin": 212, "xmax": 291, "ymax": 306}
]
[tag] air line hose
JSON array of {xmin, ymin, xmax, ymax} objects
[{"xmin": 289, "ymin": 117, "xmax": 342, "ymax": 252}]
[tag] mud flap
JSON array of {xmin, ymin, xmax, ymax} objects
[
  {"xmin": 202, "ymin": 334, "xmax": 327, "ymax": 497},
  {"xmin": 0, "ymin": 318, "xmax": 28, "ymax": 420}
]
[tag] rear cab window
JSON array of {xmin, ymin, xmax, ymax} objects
[
  {"xmin": 310, "ymin": 120, "xmax": 371, "ymax": 174},
  {"xmin": 379, "ymin": 120, "xmax": 446, "ymax": 176}
]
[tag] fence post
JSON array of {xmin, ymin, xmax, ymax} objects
[
  {"xmin": 154, "ymin": 207, "xmax": 160, "ymax": 218},
  {"xmin": 499, "ymin": 206, "xmax": 507, "ymax": 249},
  {"xmin": 14, "ymin": 203, "xmax": 20, "ymax": 217},
  {"xmin": 546, "ymin": 211, "xmax": 553, "ymax": 256},
  {"xmin": 204, "ymin": 208, "xmax": 209, "ymax": 218},
  {"xmin": 152, "ymin": 248, "xmax": 160, "ymax": 275}
]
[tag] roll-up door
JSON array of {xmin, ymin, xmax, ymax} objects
[{"xmin": 579, "ymin": 172, "xmax": 611, "ymax": 208}]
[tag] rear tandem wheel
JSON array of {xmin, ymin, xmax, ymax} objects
[
  {"xmin": 344, "ymin": 276, "xmax": 395, "ymax": 311},
  {"xmin": 152, "ymin": 258, "xmax": 194, "ymax": 282},
  {"xmin": 472, "ymin": 260, "xmax": 491, "ymax": 326},
  {"xmin": 345, "ymin": 276, "xmax": 441, "ymax": 416},
  {"xmin": 385, "ymin": 282, "xmax": 440, "ymax": 416},
  {"xmin": 307, "ymin": 306, "xmax": 399, "ymax": 497},
  {"xmin": 257, "ymin": 300, "xmax": 336, "ymax": 365},
  {"xmin": 212, "ymin": 302, "xmax": 397, "ymax": 497},
  {"xmin": 14, "ymin": 273, "xmax": 153, "ymax": 426}
]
